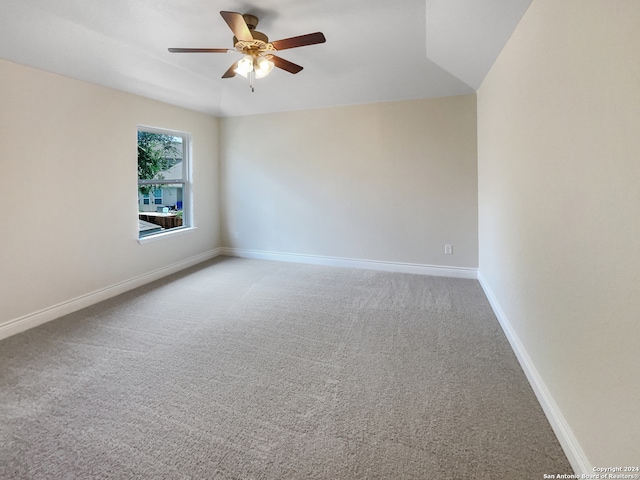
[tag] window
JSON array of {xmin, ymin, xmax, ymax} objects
[{"xmin": 137, "ymin": 126, "xmax": 191, "ymax": 239}]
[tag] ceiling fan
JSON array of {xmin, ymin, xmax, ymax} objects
[{"xmin": 169, "ymin": 11, "xmax": 326, "ymax": 92}]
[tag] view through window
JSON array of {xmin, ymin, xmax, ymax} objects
[{"xmin": 137, "ymin": 127, "xmax": 190, "ymax": 239}]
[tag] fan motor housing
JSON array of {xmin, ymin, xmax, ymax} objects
[
  {"xmin": 233, "ymin": 30, "xmax": 269, "ymax": 44},
  {"xmin": 233, "ymin": 31, "xmax": 273, "ymax": 52}
]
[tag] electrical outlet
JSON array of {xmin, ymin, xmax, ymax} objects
[{"xmin": 445, "ymin": 244, "xmax": 453, "ymax": 255}]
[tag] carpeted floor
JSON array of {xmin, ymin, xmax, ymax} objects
[{"xmin": 0, "ymin": 256, "xmax": 571, "ymax": 479}]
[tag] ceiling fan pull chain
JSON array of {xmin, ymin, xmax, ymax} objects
[{"xmin": 249, "ymin": 70, "xmax": 255, "ymax": 92}]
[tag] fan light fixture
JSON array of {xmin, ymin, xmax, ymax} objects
[
  {"xmin": 235, "ymin": 55, "xmax": 254, "ymax": 76},
  {"xmin": 233, "ymin": 54, "xmax": 274, "ymax": 91},
  {"xmin": 255, "ymin": 56, "xmax": 274, "ymax": 78}
]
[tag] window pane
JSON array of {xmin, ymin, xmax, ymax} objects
[
  {"xmin": 138, "ymin": 184, "xmax": 185, "ymax": 237},
  {"xmin": 138, "ymin": 132, "xmax": 183, "ymax": 181}
]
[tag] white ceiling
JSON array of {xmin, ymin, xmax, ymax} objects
[{"xmin": 0, "ymin": 0, "xmax": 531, "ymax": 117}]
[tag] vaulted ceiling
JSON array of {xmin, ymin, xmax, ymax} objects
[{"xmin": 0, "ymin": 0, "xmax": 531, "ymax": 117}]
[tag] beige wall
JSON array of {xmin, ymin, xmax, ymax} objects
[
  {"xmin": 0, "ymin": 58, "xmax": 220, "ymax": 328},
  {"xmin": 478, "ymin": 0, "xmax": 640, "ymax": 467},
  {"xmin": 220, "ymin": 96, "xmax": 478, "ymax": 268}
]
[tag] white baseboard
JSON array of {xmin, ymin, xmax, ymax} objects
[
  {"xmin": 477, "ymin": 272, "xmax": 592, "ymax": 475},
  {"xmin": 0, "ymin": 248, "xmax": 222, "ymax": 341},
  {"xmin": 220, "ymin": 247, "xmax": 478, "ymax": 279}
]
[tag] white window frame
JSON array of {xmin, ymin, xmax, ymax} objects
[{"xmin": 137, "ymin": 125, "xmax": 194, "ymax": 243}]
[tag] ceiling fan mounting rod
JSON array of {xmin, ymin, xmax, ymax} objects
[{"xmin": 242, "ymin": 14, "xmax": 259, "ymax": 31}]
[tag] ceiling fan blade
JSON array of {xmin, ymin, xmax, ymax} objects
[
  {"xmin": 220, "ymin": 11, "xmax": 253, "ymax": 42},
  {"xmin": 222, "ymin": 62, "xmax": 238, "ymax": 78},
  {"xmin": 271, "ymin": 32, "xmax": 326, "ymax": 51},
  {"xmin": 270, "ymin": 55, "xmax": 303, "ymax": 74},
  {"xmin": 168, "ymin": 48, "xmax": 230, "ymax": 53}
]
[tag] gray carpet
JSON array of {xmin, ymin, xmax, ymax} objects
[{"xmin": 0, "ymin": 256, "xmax": 571, "ymax": 479}]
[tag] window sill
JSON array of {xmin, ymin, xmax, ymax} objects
[{"xmin": 137, "ymin": 226, "xmax": 197, "ymax": 244}]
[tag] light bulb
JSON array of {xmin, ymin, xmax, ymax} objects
[
  {"xmin": 254, "ymin": 56, "xmax": 274, "ymax": 79},
  {"xmin": 234, "ymin": 55, "xmax": 253, "ymax": 78}
]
